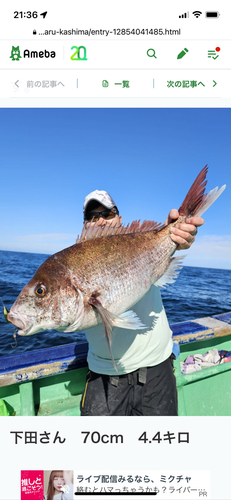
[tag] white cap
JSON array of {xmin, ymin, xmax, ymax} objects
[{"xmin": 83, "ymin": 190, "xmax": 117, "ymax": 216}]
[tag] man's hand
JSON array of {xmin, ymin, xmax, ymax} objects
[{"xmin": 165, "ymin": 209, "xmax": 204, "ymax": 250}]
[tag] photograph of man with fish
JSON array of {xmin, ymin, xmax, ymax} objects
[
  {"xmin": 0, "ymin": 108, "xmax": 230, "ymax": 417},
  {"xmin": 79, "ymin": 186, "xmax": 204, "ymax": 416}
]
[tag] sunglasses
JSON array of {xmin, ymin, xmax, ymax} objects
[{"xmin": 84, "ymin": 208, "xmax": 119, "ymax": 222}]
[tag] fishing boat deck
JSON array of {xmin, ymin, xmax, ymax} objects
[{"xmin": 0, "ymin": 342, "xmax": 88, "ymax": 416}]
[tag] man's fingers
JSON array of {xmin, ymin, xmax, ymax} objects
[
  {"xmin": 187, "ymin": 216, "xmax": 204, "ymax": 227},
  {"xmin": 169, "ymin": 209, "xmax": 179, "ymax": 220},
  {"xmin": 167, "ymin": 213, "xmax": 203, "ymax": 251},
  {"xmin": 166, "ymin": 212, "xmax": 204, "ymax": 228},
  {"xmin": 172, "ymin": 223, "xmax": 197, "ymax": 236},
  {"xmin": 170, "ymin": 226, "xmax": 197, "ymax": 250},
  {"xmin": 170, "ymin": 232, "xmax": 192, "ymax": 249}
]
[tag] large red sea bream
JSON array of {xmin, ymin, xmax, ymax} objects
[{"xmin": 7, "ymin": 166, "xmax": 226, "ymax": 367}]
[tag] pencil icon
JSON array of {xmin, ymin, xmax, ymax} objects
[{"xmin": 177, "ymin": 48, "xmax": 189, "ymax": 59}]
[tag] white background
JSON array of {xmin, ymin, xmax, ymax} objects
[{"xmin": 1, "ymin": 416, "xmax": 229, "ymax": 499}]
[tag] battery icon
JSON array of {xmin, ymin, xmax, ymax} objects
[{"xmin": 205, "ymin": 12, "xmax": 220, "ymax": 18}]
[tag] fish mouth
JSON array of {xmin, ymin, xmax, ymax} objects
[{"xmin": 7, "ymin": 311, "xmax": 34, "ymax": 336}]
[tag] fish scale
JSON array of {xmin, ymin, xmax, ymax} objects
[{"xmin": 75, "ymin": 230, "xmax": 171, "ymax": 314}]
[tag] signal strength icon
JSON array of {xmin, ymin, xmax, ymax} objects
[
  {"xmin": 193, "ymin": 11, "xmax": 202, "ymax": 18},
  {"xmin": 179, "ymin": 12, "xmax": 189, "ymax": 18}
]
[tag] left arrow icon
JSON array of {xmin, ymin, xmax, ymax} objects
[{"xmin": 14, "ymin": 80, "xmax": 19, "ymax": 87}]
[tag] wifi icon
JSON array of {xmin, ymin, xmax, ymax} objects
[{"xmin": 193, "ymin": 11, "xmax": 202, "ymax": 18}]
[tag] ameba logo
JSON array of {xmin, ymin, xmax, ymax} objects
[
  {"xmin": 10, "ymin": 45, "xmax": 56, "ymax": 60},
  {"xmin": 10, "ymin": 46, "xmax": 22, "ymax": 61}
]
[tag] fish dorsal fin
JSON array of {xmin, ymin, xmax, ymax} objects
[{"xmin": 76, "ymin": 220, "xmax": 163, "ymax": 243}]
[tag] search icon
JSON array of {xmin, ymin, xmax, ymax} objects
[{"xmin": 147, "ymin": 48, "xmax": 157, "ymax": 58}]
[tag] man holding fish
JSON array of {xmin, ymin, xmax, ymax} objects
[
  {"xmin": 8, "ymin": 167, "xmax": 224, "ymax": 416},
  {"xmin": 80, "ymin": 189, "xmax": 204, "ymax": 416}
]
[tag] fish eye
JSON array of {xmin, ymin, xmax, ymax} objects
[{"xmin": 35, "ymin": 284, "xmax": 46, "ymax": 297}]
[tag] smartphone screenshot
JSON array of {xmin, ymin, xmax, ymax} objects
[{"xmin": 0, "ymin": 2, "xmax": 230, "ymax": 499}]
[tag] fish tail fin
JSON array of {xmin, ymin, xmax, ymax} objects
[
  {"xmin": 178, "ymin": 165, "xmax": 226, "ymax": 218},
  {"xmin": 192, "ymin": 185, "xmax": 226, "ymax": 217}
]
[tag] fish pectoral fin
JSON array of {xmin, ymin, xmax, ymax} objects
[
  {"xmin": 88, "ymin": 296, "xmax": 117, "ymax": 371},
  {"xmin": 88, "ymin": 297, "xmax": 146, "ymax": 371},
  {"xmin": 155, "ymin": 255, "xmax": 186, "ymax": 288}
]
